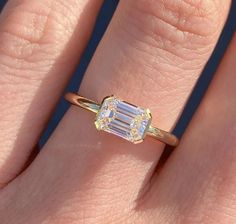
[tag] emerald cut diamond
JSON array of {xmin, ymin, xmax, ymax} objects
[{"xmin": 95, "ymin": 96, "xmax": 152, "ymax": 143}]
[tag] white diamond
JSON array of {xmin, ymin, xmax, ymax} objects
[{"xmin": 95, "ymin": 96, "xmax": 152, "ymax": 143}]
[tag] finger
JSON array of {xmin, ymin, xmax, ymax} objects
[
  {"xmin": 4, "ymin": 0, "xmax": 230, "ymax": 222},
  {"xmin": 0, "ymin": 0, "xmax": 102, "ymax": 185},
  {"xmin": 142, "ymin": 33, "xmax": 236, "ymax": 223}
]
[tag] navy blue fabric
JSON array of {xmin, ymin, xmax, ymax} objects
[{"xmin": 0, "ymin": 0, "xmax": 235, "ymax": 146}]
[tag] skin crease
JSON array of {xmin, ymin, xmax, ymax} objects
[
  {"xmin": 0, "ymin": 0, "xmax": 235, "ymax": 223},
  {"xmin": 0, "ymin": 0, "xmax": 103, "ymax": 185}
]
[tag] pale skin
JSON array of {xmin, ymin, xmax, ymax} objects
[{"xmin": 0, "ymin": 0, "xmax": 235, "ymax": 223}]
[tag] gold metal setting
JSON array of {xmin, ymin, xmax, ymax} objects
[{"xmin": 65, "ymin": 92, "xmax": 179, "ymax": 147}]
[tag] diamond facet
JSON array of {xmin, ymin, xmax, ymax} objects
[{"xmin": 95, "ymin": 96, "xmax": 152, "ymax": 143}]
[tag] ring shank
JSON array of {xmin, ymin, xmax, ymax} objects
[
  {"xmin": 65, "ymin": 92, "xmax": 100, "ymax": 114},
  {"xmin": 146, "ymin": 126, "xmax": 179, "ymax": 147},
  {"xmin": 65, "ymin": 92, "xmax": 179, "ymax": 147}
]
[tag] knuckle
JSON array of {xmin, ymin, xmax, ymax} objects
[
  {"xmin": 120, "ymin": 0, "xmax": 223, "ymax": 52},
  {"xmin": 1, "ymin": 3, "xmax": 52, "ymax": 61},
  {"xmin": 0, "ymin": 1, "xmax": 75, "ymax": 81}
]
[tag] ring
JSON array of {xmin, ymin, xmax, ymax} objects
[{"xmin": 65, "ymin": 92, "xmax": 179, "ymax": 146}]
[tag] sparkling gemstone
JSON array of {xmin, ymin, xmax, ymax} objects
[{"xmin": 95, "ymin": 96, "xmax": 152, "ymax": 143}]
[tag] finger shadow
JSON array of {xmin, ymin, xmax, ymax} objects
[{"xmin": 135, "ymin": 0, "xmax": 236, "ymax": 212}]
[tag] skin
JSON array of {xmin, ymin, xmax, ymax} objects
[{"xmin": 0, "ymin": 0, "xmax": 235, "ymax": 223}]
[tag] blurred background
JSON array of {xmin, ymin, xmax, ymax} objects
[{"xmin": 0, "ymin": 0, "xmax": 236, "ymax": 147}]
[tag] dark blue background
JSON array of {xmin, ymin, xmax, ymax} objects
[{"xmin": 0, "ymin": 0, "xmax": 236, "ymax": 146}]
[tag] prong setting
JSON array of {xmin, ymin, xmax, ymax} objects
[{"xmin": 95, "ymin": 96, "xmax": 152, "ymax": 143}]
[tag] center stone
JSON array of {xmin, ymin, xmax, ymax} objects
[{"xmin": 95, "ymin": 96, "xmax": 152, "ymax": 143}]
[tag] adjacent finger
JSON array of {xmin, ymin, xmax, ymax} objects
[
  {"xmin": 0, "ymin": 0, "xmax": 102, "ymax": 186},
  {"xmin": 142, "ymin": 33, "xmax": 236, "ymax": 223},
  {"xmin": 3, "ymin": 0, "xmax": 230, "ymax": 222}
]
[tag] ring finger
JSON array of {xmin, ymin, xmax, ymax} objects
[{"xmin": 5, "ymin": 0, "xmax": 231, "ymax": 223}]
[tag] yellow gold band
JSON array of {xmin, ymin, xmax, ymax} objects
[{"xmin": 65, "ymin": 92, "xmax": 179, "ymax": 147}]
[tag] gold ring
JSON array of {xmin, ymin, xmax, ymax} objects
[{"xmin": 65, "ymin": 92, "xmax": 179, "ymax": 147}]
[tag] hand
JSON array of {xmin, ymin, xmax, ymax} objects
[{"xmin": 0, "ymin": 0, "xmax": 235, "ymax": 223}]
